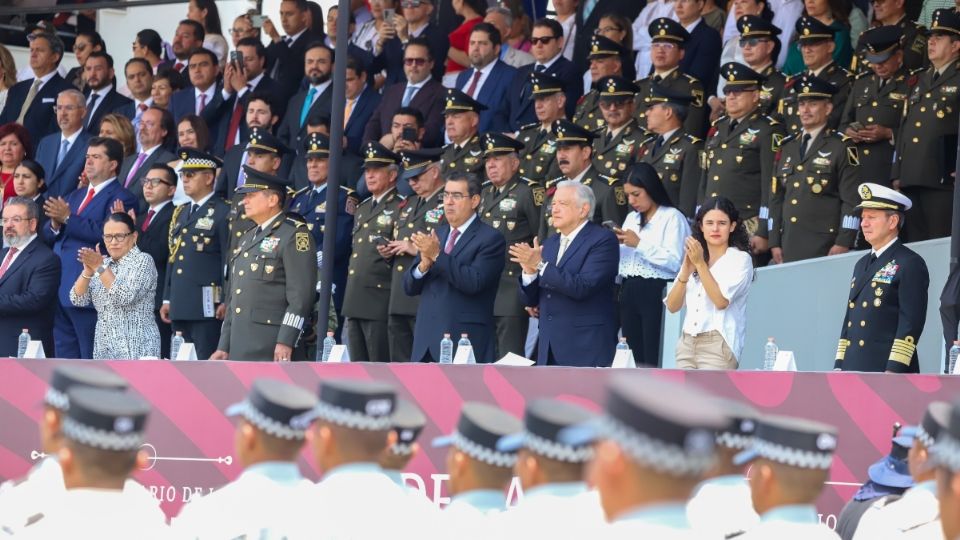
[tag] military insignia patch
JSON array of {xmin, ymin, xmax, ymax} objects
[
  {"xmin": 532, "ymin": 186, "xmax": 545, "ymax": 206},
  {"xmin": 772, "ymin": 133, "xmax": 784, "ymax": 149},
  {"xmin": 345, "ymin": 197, "xmax": 357, "ymax": 215},
  {"xmin": 847, "ymin": 147, "xmax": 860, "ymax": 166},
  {"xmin": 296, "ymin": 232, "xmax": 310, "ymax": 252},
  {"xmin": 614, "ymin": 186, "xmax": 626, "ymax": 205}
]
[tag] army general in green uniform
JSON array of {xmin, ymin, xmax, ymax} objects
[
  {"xmin": 592, "ymin": 76, "xmax": 643, "ymax": 180},
  {"xmin": 572, "ymin": 34, "xmax": 627, "ymax": 133},
  {"xmin": 517, "ymin": 72, "xmax": 567, "ymax": 183},
  {"xmin": 440, "ymin": 88, "xmax": 486, "ymax": 177}
]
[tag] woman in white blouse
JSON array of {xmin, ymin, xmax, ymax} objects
[
  {"xmin": 665, "ymin": 196, "xmax": 754, "ymax": 369},
  {"xmin": 613, "ymin": 163, "xmax": 691, "ymax": 366}
]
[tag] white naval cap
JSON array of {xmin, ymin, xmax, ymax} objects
[{"xmin": 857, "ymin": 183, "xmax": 912, "ymax": 212}]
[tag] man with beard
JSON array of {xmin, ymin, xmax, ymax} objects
[
  {"xmin": 278, "ymin": 43, "xmax": 334, "ymax": 156},
  {"xmin": 81, "ymin": 51, "xmax": 133, "ymax": 134},
  {"xmin": 163, "ymin": 19, "xmax": 205, "ymax": 76}
]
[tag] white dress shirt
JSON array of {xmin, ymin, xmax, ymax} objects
[
  {"xmin": 557, "ymin": 16, "xmax": 577, "ymax": 61},
  {"xmin": 618, "ymin": 206, "xmax": 690, "ymax": 279},
  {"xmin": 194, "ymin": 85, "xmax": 216, "ymax": 115},
  {"xmin": 522, "ymin": 218, "xmax": 589, "ymax": 284}
]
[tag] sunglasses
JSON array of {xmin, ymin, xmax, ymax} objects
[
  {"xmin": 404, "ymin": 57, "xmax": 429, "ymax": 66},
  {"xmin": 530, "ymin": 36, "xmax": 558, "ymax": 45},
  {"xmin": 739, "ymin": 37, "xmax": 771, "ymax": 47}
]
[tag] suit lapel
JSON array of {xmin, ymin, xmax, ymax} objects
[
  {"xmin": 556, "ymin": 223, "xmax": 590, "ymax": 267},
  {"xmin": 0, "ymin": 240, "xmax": 36, "ymax": 287},
  {"xmin": 800, "ymin": 134, "xmax": 830, "ymax": 165},
  {"xmin": 450, "ymin": 217, "xmax": 480, "ymax": 257}
]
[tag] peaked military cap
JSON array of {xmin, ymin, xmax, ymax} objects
[
  {"xmin": 598, "ymin": 75, "xmax": 640, "ymax": 101},
  {"xmin": 46, "ymin": 365, "xmax": 127, "ymax": 411},
  {"xmin": 867, "ymin": 425, "xmax": 914, "ymax": 489},
  {"xmin": 178, "ymin": 147, "xmax": 223, "ymax": 171},
  {"xmin": 860, "ymin": 25, "xmax": 903, "ymax": 64},
  {"xmin": 588, "ymin": 34, "xmax": 625, "ymax": 59},
  {"xmin": 399, "ymin": 148, "xmax": 443, "ymax": 181},
  {"xmin": 931, "ymin": 8, "xmax": 960, "ymax": 36},
  {"xmin": 916, "ymin": 401, "xmax": 951, "ymax": 448},
  {"xmin": 361, "ymin": 141, "xmax": 402, "ymax": 169},
  {"xmin": 737, "ymin": 15, "xmax": 782, "ymax": 38},
  {"xmin": 560, "ymin": 375, "xmax": 727, "ymax": 477},
  {"xmin": 529, "ymin": 71, "xmax": 565, "ymax": 97},
  {"xmin": 236, "ymin": 165, "xmax": 292, "ymax": 194},
  {"xmin": 715, "ymin": 399, "xmax": 760, "ymax": 451},
  {"xmin": 648, "ymin": 83, "xmax": 695, "ymax": 105},
  {"xmin": 734, "ymin": 415, "xmax": 838, "ymax": 470},
  {"xmin": 649, "ymin": 17, "xmax": 690, "ymax": 43},
  {"xmin": 553, "ymin": 119, "xmax": 596, "ymax": 146},
  {"xmin": 304, "ymin": 132, "xmax": 331, "ymax": 157},
  {"xmin": 481, "ymin": 132, "xmax": 525, "ymax": 157},
  {"xmin": 432, "ymin": 402, "xmax": 523, "ymax": 468},
  {"xmin": 795, "ymin": 15, "xmax": 836, "ymax": 42},
  {"xmin": 497, "ymin": 399, "xmax": 596, "ymax": 463},
  {"xmin": 390, "ymin": 399, "xmax": 427, "ymax": 455},
  {"xmin": 312, "ymin": 379, "xmax": 397, "ymax": 431},
  {"xmin": 63, "ymin": 387, "xmax": 150, "ymax": 452},
  {"xmin": 247, "ymin": 127, "xmax": 290, "ymax": 155},
  {"xmin": 720, "ymin": 62, "xmax": 764, "ymax": 88},
  {"xmin": 443, "ymin": 88, "xmax": 487, "ymax": 114},
  {"xmin": 795, "ymin": 74, "xmax": 837, "ymax": 99},
  {"xmin": 225, "ymin": 379, "xmax": 318, "ymax": 440},
  {"xmin": 857, "ymin": 182, "xmax": 912, "ymax": 211}
]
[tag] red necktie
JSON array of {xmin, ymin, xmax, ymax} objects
[
  {"xmin": 465, "ymin": 70, "xmax": 482, "ymax": 98},
  {"xmin": 444, "ymin": 228, "xmax": 460, "ymax": 254},
  {"xmin": 174, "ymin": 62, "xmax": 184, "ymax": 72},
  {"xmin": 0, "ymin": 247, "xmax": 17, "ymax": 279},
  {"xmin": 141, "ymin": 209, "xmax": 155, "ymax": 232},
  {"xmin": 224, "ymin": 101, "xmax": 244, "ymax": 151},
  {"xmin": 197, "ymin": 93, "xmax": 207, "ymax": 114},
  {"xmin": 77, "ymin": 188, "xmax": 96, "ymax": 214},
  {"xmin": 138, "ymin": 102, "xmax": 148, "ymax": 113}
]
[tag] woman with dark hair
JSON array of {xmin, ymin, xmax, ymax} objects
[
  {"xmin": 665, "ymin": 196, "xmax": 754, "ymax": 369},
  {"xmin": 0, "ymin": 123, "xmax": 33, "ymax": 205},
  {"xmin": 70, "ymin": 212, "xmax": 161, "ymax": 359},
  {"xmin": 65, "ymin": 30, "xmax": 106, "ymax": 90},
  {"xmin": 188, "ymin": 0, "xmax": 228, "ymax": 65},
  {"xmin": 168, "ymin": 115, "xmax": 213, "ymax": 205},
  {"xmin": 151, "ymin": 68, "xmax": 186, "ymax": 110},
  {"xmin": 12, "ymin": 159, "xmax": 49, "ymax": 233},
  {"xmin": 133, "ymin": 29, "xmax": 166, "ymax": 74},
  {"xmin": 614, "ymin": 163, "xmax": 691, "ymax": 366}
]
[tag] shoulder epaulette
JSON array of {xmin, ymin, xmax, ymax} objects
[
  {"xmin": 684, "ymin": 133, "xmax": 702, "ymax": 144},
  {"xmin": 360, "ymin": 195, "xmax": 374, "ymax": 206},
  {"xmin": 683, "ymin": 73, "xmax": 700, "ymax": 82},
  {"xmin": 545, "ymin": 176, "xmax": 563, "ymax": 187},
  {"xmin": 524, "ymin": 177, "xmax": 540, "ymax": 186},
  {"xmin": 339, "ymin": 185, "xmax": 355, "ymax": 193},
  {"xmin": 590, "ymin": 125, "xmax": 606, "ymax": 133},
  {"xmin": 836, "ymin": 131, "xmax": 852, "ymax": 142},
  {"xmin": 764, "ymin": 115, "xmax": 781, "ymax": 126},
  {"xmin": 910, "ymin": 67, "xmax": 926, "ymax": 76},
  {"xmin": 519, "ymin": 122, "xmax": 538, "ymax": 131},
  {"xmin": 711, "ymin": 115, "xmax": 727, "ymax": 126},
  {"xmin": 601, "ymin": 174, "xmax": 617, "ymax": 185},
  {"xmin": 780, "ymin": 132, "xmax": 798, "ymax": 144},
  {"xmin": 285, "ymin": 216, "xmax": 307, "ymax": 228},
  {"xmin": 292, "ymin": 186, "xmax": 310, "ymax": 198},
  {"xmin": 482, "ymin": 179, "xmax": 493, "ymax": 186}
]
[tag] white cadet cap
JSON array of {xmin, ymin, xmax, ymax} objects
[{"xmin": 857, "ymin": 183, "xmax": 912, "ymax": 211}]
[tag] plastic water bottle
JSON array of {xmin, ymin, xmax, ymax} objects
[
  {"xmin": 439, "ymin": 333, "xmax": 454, "ymax": 364},
  {"xmin": 458, "ymin": 333, "xmax": 472, "ymax": 349},
  {"xmin": 16, "ymin": 329, "xmax": 30, "ymax": 358},
  {"xmin": 950, "ymin": 341, "xmax": 960, "ymax": 375},
  {"xmin": 321, "ymin": 331, "xmax": 336, "ymax": 362},
  {"xmin": 170, "ymin": 331, "xmax": 184, "ymax": 360},
  {"xmin": 616, "ymin": 337, "xmax": 630, "ymax": 350},
  {"xmin": 763, "ymin": 337, "xmax": 778, "ymax": 371}
]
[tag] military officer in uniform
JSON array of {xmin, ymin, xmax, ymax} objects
[
  {"xmin": 780, "ymin": 16, "xmax": 852, "ymax": 133},
  {"xmin": 890, "ymin": 8, "xmax": 960, "ymax": 242},
  {"xmin": 834, "ymin": 183, "xmax": 929, "ymax": 373},
  {"xmin": 850, "ymin": 0, "xmax": 927, "ymax": 74},
  {"xmin": 539, "ymin": 120, "xmax": 628, "ymax": 239},
  {"xmin": 635, "ymin": 18, "xmax": 708, "ymax": 137},
  {"xmin": 592, "ymin": 76, "xmax": 643, "ymax": 179},
  {"xmin": 573, "ymin": 34, "xmax": 627, "ymax": 133},
  {"xmin": 227, "ymin": 128, "xmax": 290, "ymax": 255},
  {"xmin": 172, "ymin": 379, "xmax": 317, "ymax": 538},
  {"xmin": 478, "ymin": 132, "xmax": 542, "ymax": 358},
  {"xmin": 840, "ymin": 26, "xmax": 912, "ymax": 188},
  {"xmin": 733, "ymin": 415, "xmax": 841, "ymax": 539},
  {"xmin": 516, "ymin": 72, "xmax": 566, "ymax": 183},
  {"xmin": 341, "ymin": 143, "xmax": 405, "ymax": 363},
  {"xmin": 739, "ymin": 16, "xmax": 787, "ymax": 118},
  {"xmin": 701, "ymin": 63, "xmax": 785, "ymax": 254},
  {"xmin": 211, "ymin": 166, "xmax": 318, "ymax": 362},
  {"xmin": 770, "ymin": 75, "xmax": 861, "ymax": 263},
  {"xmin": 385, "ymin": 149, "xmax": 445, "ymax": 362},
  {"xmin": 635, "ymin": 84, "xmax": 703, "ymax": 217},
  {"xmin": 161, "ymin": 148, "xmax": 230, "ymax": 359},
  {"xmin": 441, "ymin": 88, "xmax": 486, "ymax": 177},
  {"xmin": 288, "ymin": 132, "xmax": 359, "ymax": 332}
]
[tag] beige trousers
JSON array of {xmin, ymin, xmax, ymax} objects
[{"xmin": 675, "ymin": 331, "xmax": 739, "ymax": 370}]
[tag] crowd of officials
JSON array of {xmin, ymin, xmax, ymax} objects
[
  {"xmin": 0, "ymin": 0, "xmax": 953, "ymax": 369},
  {"xmin": 5, "ymin": 363, "xmax": 960, "ymax": 537}
]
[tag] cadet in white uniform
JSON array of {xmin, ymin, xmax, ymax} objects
[
  {"xmin": 930, "ymin": 401, "xmax": 960, "ymax": 540},
  {"xmin": 16, "ymin": 387, "xmax": 169, "ymax": 539},
  {"xmin": 172, "ymin": 378, "xmax": 319, "ymax": 539},
  {"xmin": 687, "ymin": 399, "xmax": 760, "ymax": 538},
  {"xmin": 380, "ymin": 398, "xmax": 427, "ymax": 490},
  {"xmin": 0, "ymin": 365, "xmax": 158, "ymax": 535},
  {"xmin": 733, "ymin": 414, "xmax": 841, "ymax": 539}
]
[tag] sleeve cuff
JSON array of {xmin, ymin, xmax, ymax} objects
[{"xmin": 888, "ymin": 337, "xmax": 916, "ymax": 369}]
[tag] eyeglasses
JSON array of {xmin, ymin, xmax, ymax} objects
[
  {"xmin": 74, "ymin": 43, "xmax": 88, "ymax": 52},
  {"xmin": 651, "ymin": 42, "xmax": 678, "ymax": 50},
  {"xmin": 1, "ymin": 217, "xmax": 33, "ymax": 225},
  {"xmin": 739, "ymin": 37, "xmax": 770, "ymax": 47},
  {"xmin": 103, "ymin": 232, "xmax": 134, "ymax": 243},
  {"xmin": 441, "ymin": 191, "xmax": 471, "ymax": 201},
  {"xmin": 401, "ymin": 0, "xmax": 424, "ymax": 7},
  {"xmin": 404, "ymin": 57, "xmax": 429, "ymax": 66},
  {"xmin": 229, "ymin": 28, "xmax": 250, "ymax": 35},
  {"xmin": 599, "ymin": 99, "xmax": 631, "ymax": 110},
  {"xmin": 143, "ymin": 177, "xmax": 173, "ymax": 187},
  {"xmin": 595, "ymin": 26, "xmax": 622, "ymax": 35},
  {"xmin": 530, "ymin": 36, "xmax": 558, "ymax": 45}
]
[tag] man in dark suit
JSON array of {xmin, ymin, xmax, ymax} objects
[
  {"xmin": 404, "ymin": 172, "xmax": 505, "ymax": 363},
  {"xmin": 34, "ymin": 89, "xmax": 91, "ymax": 199},
  {"xmin": 166, "ymin": 19, "xmax": 205, "ymax": 76},
  {"xmin": 512, "ymin": 180, "xmax": 619, "ymax": 366},
  {"xmin": 0, "ymin": 32, "xmax": 74, "ymax": 142},
  {"xmin": 363, "ymin": 38, "xmax": 446, "ymax": 148},
  {"xmin": 169, "ymin": 49, "xmax": 232, "ymax": 155},
  {"xmin": 219, "ymin": 37, "xmax": 281, "ymax": 153},
  {"xmin": 116, "ymin": 107, "xmax": 177, "ymax": 212},
  {"xmin": 40, "ymin": 137, "xmax": 138, "ymax": 359},
  {"xmin": 379, "ymin": 0, "xmax": 449, "ymax": 82},
  {"xmin": 263, "ymin": 0, "xmax": 320, "ymax": 104},
  {"xmin": 134, "ymin": 164, "xmax": 176, "ymax": 358},
  {"xmin": 572, "ymin": 0, "xmax": 644, "ymax": 74},
  {"xmin": 508, "ymin": 18, "xmax": 581, "ymax": 130},
  {"xmin": 81, "ymin": 51, "xmax": 133, "ymax": 134},
  {"xmin": 343, "ymin": 54, "xmax": 382, "ymax": 159},
  {"xmin": 675, "ymin": 0, "xmax": 722, "ymax": 100},
  {"xmin": 0, "ymin": 197, "xmax": 61, "ymax": 357},
  {"xmin": 835, "ymin": 183, "xmax": 929, "ymax": 373},
  {"xmin": 216, "ymin": 93, "xmax": 284, "ymax": 199},
  {"xmin": 277, "ymin": 43, "xmax": 334, "ymax": 157},
  {"xmin": 455, "ymin": 23, "xmax": 519, "ymax": 133}
]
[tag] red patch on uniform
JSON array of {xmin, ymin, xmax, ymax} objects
[
  {"xmin": 774, "ymin": 149, "xmax": 782, "ymax": 162},
  {"xmin": 576, "ymin": 95, "xmax": 586, "ymax": 106},
  {"xmin": 908, "ymin": 75, "xmax": 919, "ymax": 87},
  {"xmin": 784, "ymin": 77, "xmax": 797, "ymax": 90},
  {"xmin": 546, "ymin": 186, "xmax": 557, "ymax": 197},
  {"xmin": 398, "ymin": 199, "xmax": 408, "ymax": 210},
  {"xmin": 707, "ymin": 126, "xmax": 718, "ymax": 138}
]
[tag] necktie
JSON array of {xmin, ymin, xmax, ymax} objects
[
  {"xmin": 582, "ymin": 0, "xmax": 599, "ymax": 21},
  {"xmin": 85, "ymin": 93, "xmax": 100, "ymax": 127},
  {"xmin": 729, "ymin": 119, "xmax": 739, "ymax": 132},
  {"xmin": 934, "ymin": 71, "xmax": 941, "ymax": 82},
  {"xmin": 77, "ymin": 187, "xmax": 96, "ymax": 214},
  {"xmin": 401, "ymin": 84, "xmax": 417, "ymax": 107},
  {"xmin": 189, "ymin": 204, "xmax": 199, "ymax": 219},
  {"xmin": 197, "ymin": 92, "xmax": 207, "ymax": 114},
  {"xmin": 56, "ymin": 139, "xmax": 70, "ymax": 170},
  {"xmin": 284, "ymin": 36, "xmax": 293, "ymax": 46},
  {"xmin": 344, "ymin": 98, "xmax": 355, "ymax": 128},
  {"xmin": 465, "ymin": 70, "xmax": 482, "ymax": 97},
  {"xmin": 558, "ymin": 236, "xmax": 570, "ymax": 261},
  {"xmin": 17, "ymin": 79, "xmax": 41, "ymax": 124},
  {"xmin": 653, "ymin": 135, "xmax": 664, "ymax": 155},
  {"xmin": 300, "ymin": 87, "xmax": 318, "ymax": 127},
  {"xmin": 534, "ymin": 64, "xmax": 546, "ymax": 73},
  {"xmin": 0, "ymin": 248, "xmax": 18, "ymax": 280},
  {"xmin": 174, "ymin": 62, "xmax": 185, "ymax": 72},
  {"xmin": 800, "ymin": 133, "xmax": 812, "ymax": 159},
  {"xmin": 138, "ymin": 102, "xmax": 149, "ymax": 113},
  {"xmin": 125, "ymin": 152, "xmax": 148, "ymax": 187},
  {"xmin": 224, "ymin": 89, "xmax": 249, "ymax": 152},
  {"xmin": 141, "ymin": 209, "xmax": 155, "ymax": 232},
  {"xmin": 653, "ymin": 75, "xmax": 663, "ymax": 83},
  {"xmin": 444, "ymin": 228, "xmax": 460, "ymax": 254},
  {"xmin": 869, "ymin": 253, "xmax": 878, "ymax": 264}
]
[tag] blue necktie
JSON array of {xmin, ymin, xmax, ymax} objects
[
  {"xmin": 401, "ymin": 85, "xmax": 417, "ymax": 107},
  {"xmin": 56, "ymin": 139, "xmax": 70, "ymax": 171},
  {"xmin": 583, "ymin": 0, "xmax": 599, "ymax": 21},
  {"xmin": 300, "ymin": 87, "xmax": 317, "ymax": 127}
]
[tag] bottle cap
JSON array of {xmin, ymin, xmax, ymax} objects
[
  {"xmin": 21, "ymin": 328, "xmax": 28, "ymax": 332},
  {"xmin": 461, "ymin": 333, "xmax": 469, "ymax": 338},
  {"xmin": 327, "ymin": 331, "xmax": 334, "ymax": 337},
  {"xmin": 443, "ymin": 333, "xmax": 451, "ymax": 338}
]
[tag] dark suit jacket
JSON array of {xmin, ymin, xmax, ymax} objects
[
  {"xmin": 83, "ymin": 87, "xmax": 134, "ymax": 134},
  {"xmin": 265, "ymin": 30, "xmax": 322, "ymax": 105},
  {"xmin": 116, "ymin": 147, "xmax": 177, "ymax": 212},
  {"xmin": 508, "ymin": 56, "xmax": 581, "ymax": 131},
  {"xmin": 404, "ymin": 217, "xmax": 505, "ymax": 363},
  {"xmin": 344, "ymin": 86, "xmax": 381, "ymax": 156},
  {"xmin": 363, "ymin": 78, "xmax": 446, "ymax": 148},
  {"xmin": 220, "ymin": 75, "xmax": 283, "ymax": 153},
  {"xmin": 519, "ymin": 221, "xmax": 619, "ymax": 367},
  {"xmin": 455, "ymin": 61, "xmax": 518, "ymax": 133},
  {"xmin": 277, "ymin": 84, "xmax": 333, "ymax": 153},
  {"xmin": 169, "ymin": 84, "xmax": 232, "ymax": 156},
  {"xmin": 0, "ymin": 238, "xmax": 61, "ymax": 357},
  {"xmin": 681, "ymin": 21, "xmax": 722, "ymax": 101},
  {"xmin": 0, "ymin": 73, "xmax": 74, "ymax": 142},
  {"xmin": 34, "ymin": 130, "xmax": 91, "ymax": 198},
  {"xmin": 135, "ymin": 202, "xmax": 174, "ymax": 311},
  {"xmin": 375, "ymin": 22, "xmax": 450, "ymax": 84},
  {"xmin": 40, "ymin": 180, "xmax": 138, "ymax": 308}
]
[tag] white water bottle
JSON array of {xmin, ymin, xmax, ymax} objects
[
  {"xmin": 321, "ymin": 331, "xmax": 336, "ymax": 362},
  {"xmin": 763, "ymin": 337, "xmax": 778, "ymax": 371},
  {"xmin": 616, "ymin": 337, "xmax": 630, "ymax": 350},
  {"xmin": 950, "ymin": 341, "xmax": 960, "ymax": 375},
  {"xmin": 458, "ymin": 333, "xmax": 472, "ymax": 349},
  {"xmin": 17, "ymin": 329, "xmax": 30, "ymax": 358},
  {"xmin": 439, "ymin": 333, "xmax": 454, "ymax": 364},
  {"xmin": 170, "ymin": 331, "xmax": 184, "ymax": 360}
]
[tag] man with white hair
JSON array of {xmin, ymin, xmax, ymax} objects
[{"xmin": 510, "ymin": 179, "xmax": 620, "ymax": 367}]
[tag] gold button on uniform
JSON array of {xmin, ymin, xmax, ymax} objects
[
  {"xmin": 860, "ymin": 320, "xmax": 866, "ymax": 327},
  {"xmin": 236, "ymin": 308, "xmax": 241, "ymax": 314},
  {"xmin": 859, "ymin": 340, "xmax": 865, "ymax": 346}
]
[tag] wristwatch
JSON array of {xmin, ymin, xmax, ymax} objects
[
  {"xmin": 536, "ymin": 261, "xmax": 547, "ymax": 273},
  {"xmin": 94, "ymin": 261, "xmax": 110, "ymax": 276}
]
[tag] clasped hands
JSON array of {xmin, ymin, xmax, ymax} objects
[
  {"xmin": 410, "ymin": 230, "xmax": 441, "ymax": 273},
  {"xmin": 508, "ymin": 238, "xmax": 543, "ymax": 275}
]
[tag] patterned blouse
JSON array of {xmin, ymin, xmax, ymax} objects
[{"xmin": 70, "ymin": 246, "xmax": 160, "ymax": 359}]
